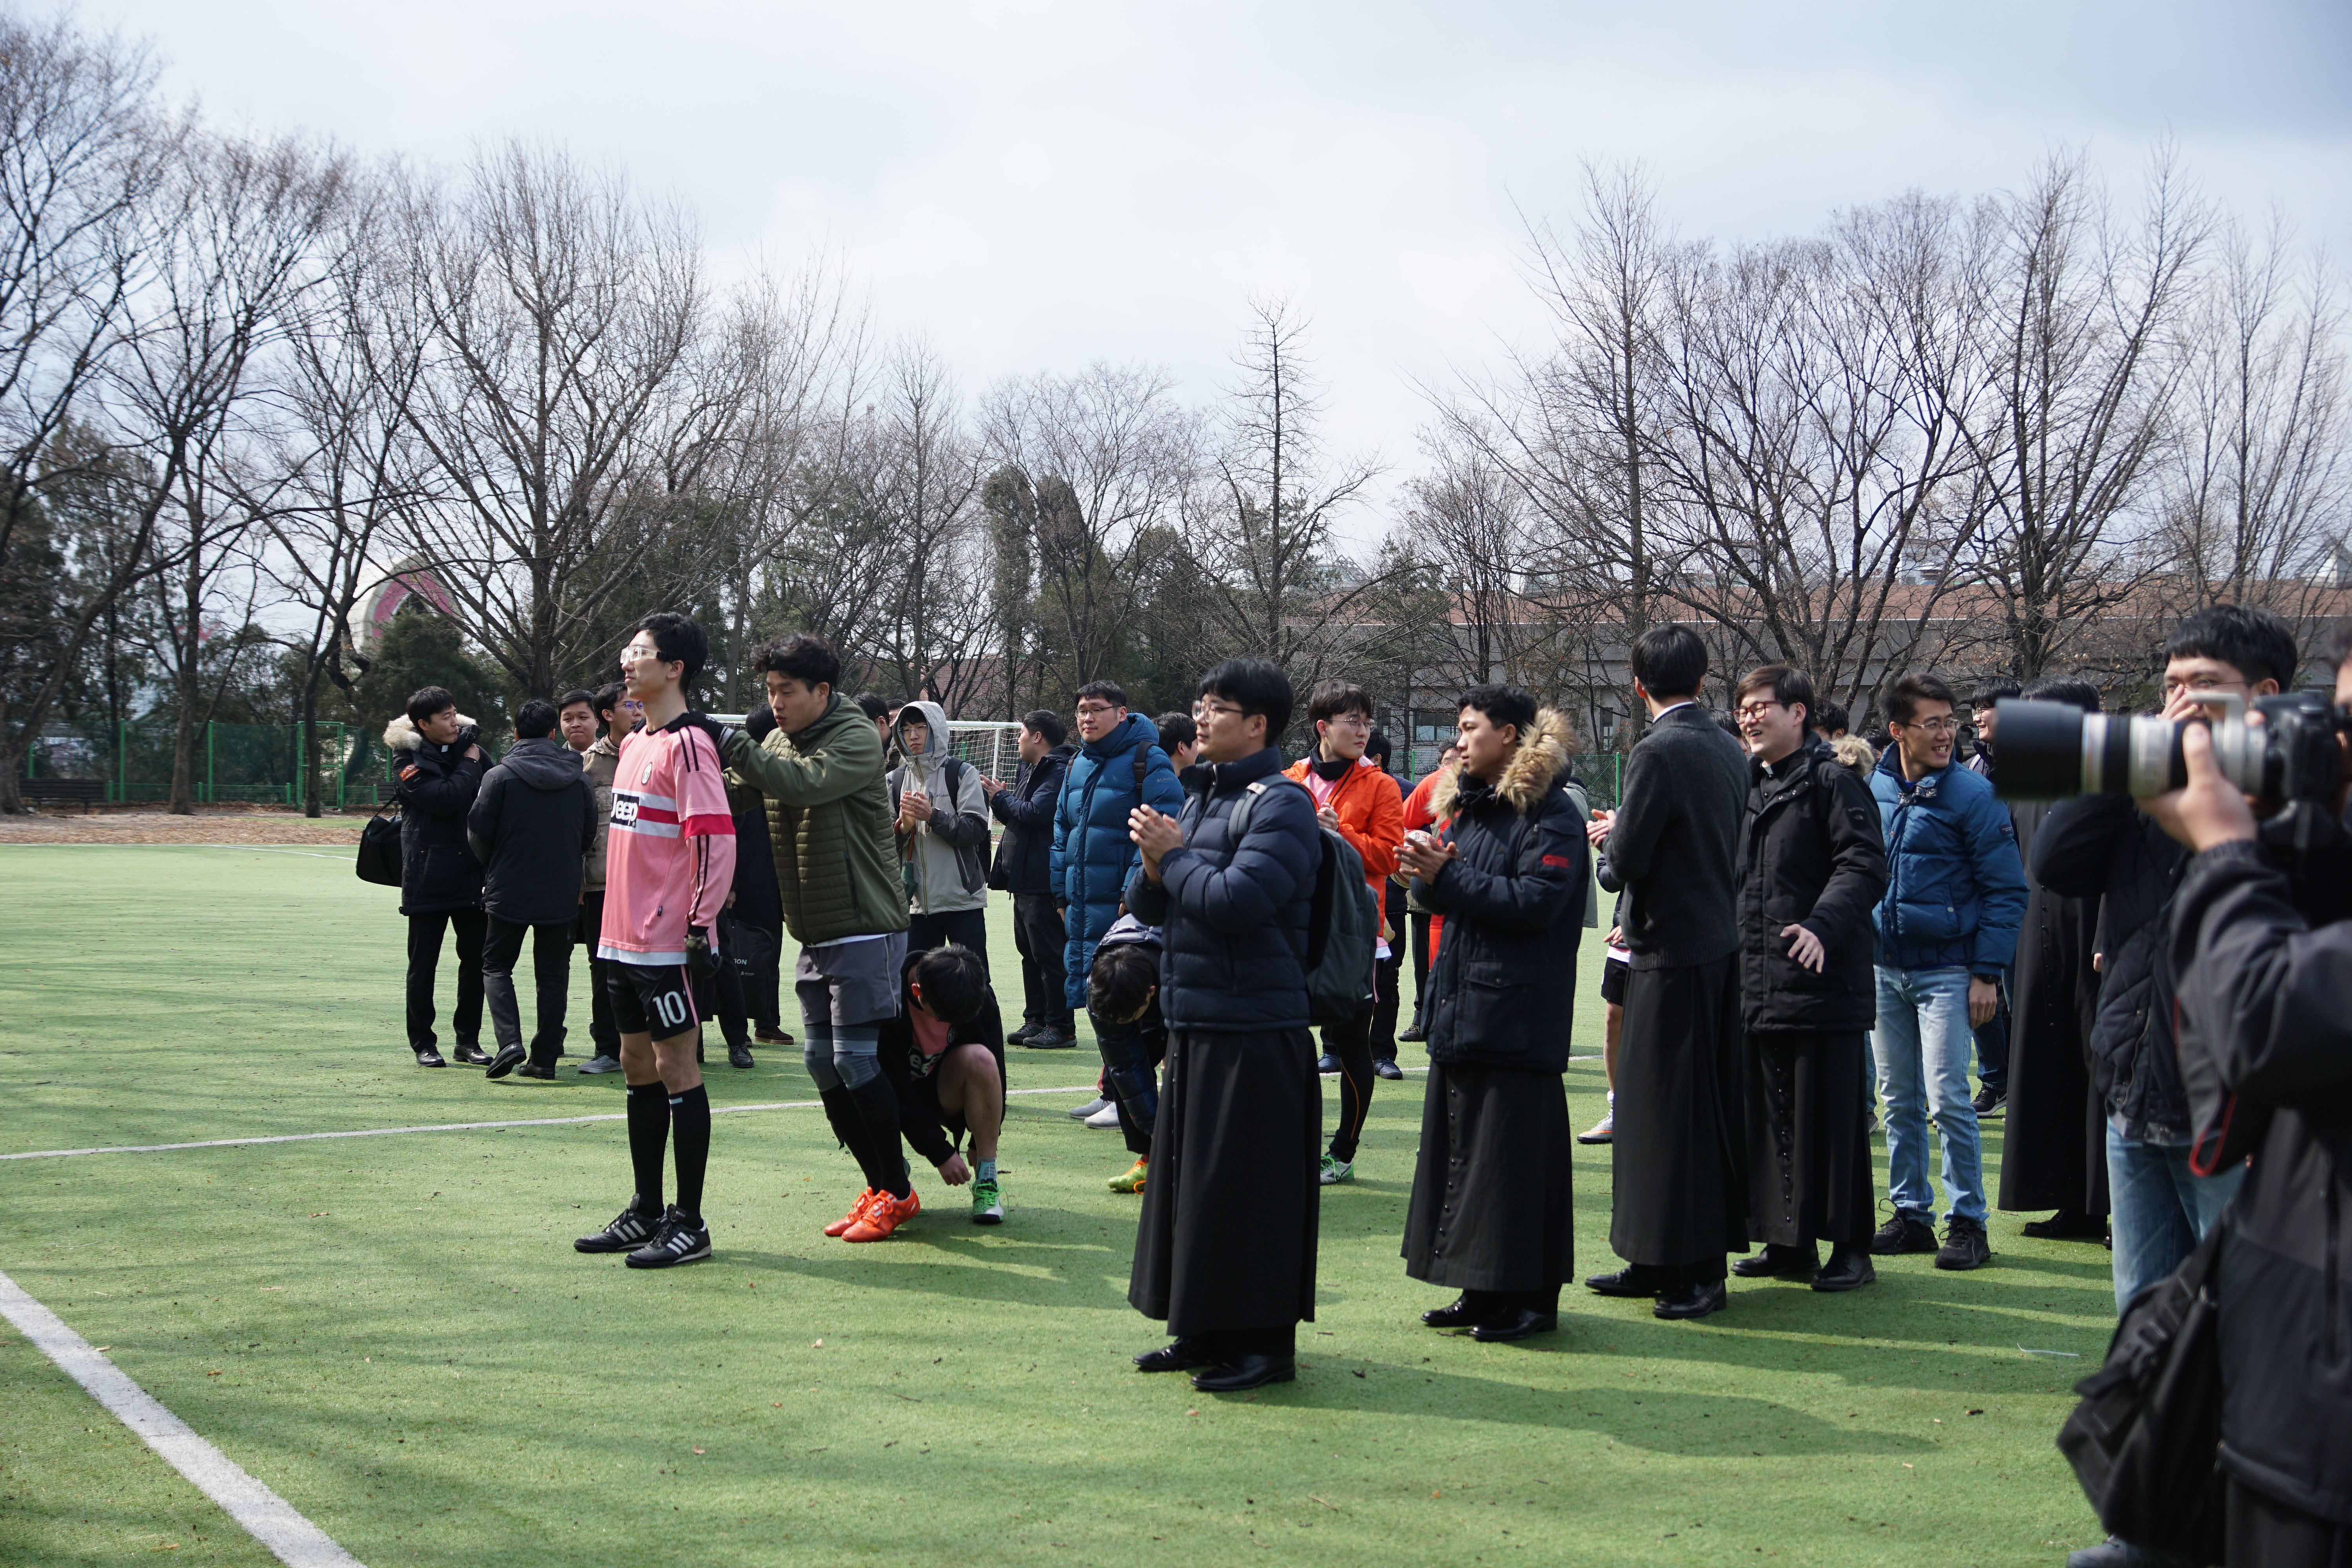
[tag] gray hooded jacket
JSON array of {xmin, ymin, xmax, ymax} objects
[{"xmin": 887, "ymin": 699, "xmax": 991, "ymax": 916}]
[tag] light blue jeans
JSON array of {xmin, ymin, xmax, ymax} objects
[
  {"xmin": 1871, "ymin": 965, "xmax": 1986, "ymax": 1225},
  {"xmin": 2106, "ymin": 1126, "xmax": 2242, "ymax": 1312}
]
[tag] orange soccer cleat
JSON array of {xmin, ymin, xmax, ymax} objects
[
  {"xmin": 843, "ymin": 1187, "xmax": 921, "ymax": 1243},
  {"xmin": 824, "ymin": 1188, "xmax": 878, "ymax": 1238}
]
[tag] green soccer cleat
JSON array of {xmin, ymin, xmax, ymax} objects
[
  {"xmin": 1319, "ymin": 1152, "xmax": 1354, "ymax": 1186},
  {"xmin": 970, "ymin": 1176, "xmax": 1004, "ymax": 1225}
]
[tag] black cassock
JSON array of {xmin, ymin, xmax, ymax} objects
[
  {"xmin": 1128, "ymin": 1027, "xmax": 1320, "ymax": 1340},
  {"xmin": 1746, "ymin": 1028, "xmax": 1876, "ymax": 1250},
  {"xmin": 1610, "ymin": 956, "xmax": 1749, "ymax": 1272},
  {"xmin": 1996, "ymin": 800, "xmax": 2109, "ymax": 1216},
  {"xmin": 1401, "ymin": 1062, "xmax": 1573, "ymax": 1294}
]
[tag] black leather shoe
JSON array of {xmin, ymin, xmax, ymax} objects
[
  {"xmin": 2022, "ymin": 1209, "xmax": 2108, "ymax": 1240},
  {"xmin": 485, "ymin": 1043, "xmax": 526, "ymax": 1079},
  {"xmin": 1398, "ymin": 1024, "xmax": 1427, "ymax": 1043},
  {"xmin": 1421, "ymin": 1293, "xmax": 1493, "ymax": 1328},
  {"xmin": 1812, "ymin": 1248, "xmax": 1876, "ymax": 1292},
  {"xmin": 1731, "ymin": 1243, "xmax": 1818, "ymax": 1279},
  {"xmin": 1316, "ymin": 1053, "xmax": 1341, "ymax": 1075},
  {"xmin": 1584, "ymin": 1265, "xmax": 1672, "ymax": 1298},
  {"xmin": 414, "ymin": 1047, "xmax": 446, "ymax": 1068},
  {"xmin": 452, "ymin": 1044, "xmax": 493, "ymax": 1067},
  {"xmin": 1192, "ymin": 1355, "xmax": 1295, "ymax": 1392},
  {"xmin": 728, "ymin": 1042, "xmax": 755, "ymax": 1069},
  {"xmin": 1133, "ymin": 1338, "xmax": 1213, "ymax": 1374},
  {"xmin": 1373, "ymin": 1057, "xmax": 1405, "ymax": 1081},
  {"xmin": 1470, "ymin": 1308, "xmax": 1558, "ymax": 1342},
  {"xmin": 1653, "ymin": 1279, "xmax": 1728, "ymax": 1319},
  {"xmin": 515, "ymin": 1060, "xmax": 557, "ymax": 1080}
]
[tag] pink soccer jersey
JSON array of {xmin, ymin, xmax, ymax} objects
[{"xmin": 597, "ymin": 717, "xmax": 737, "ymax": 965}]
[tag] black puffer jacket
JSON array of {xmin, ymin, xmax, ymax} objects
[
  {"xmin": 1418, "ymin": 711, "xmax": 1588, "ymax": 1073},
  {"xmin": 2171, "ymin": 837, "xmax": 2352, "ymax": 1527},
  {"xmin": 387, "ymin": 714, "xmax": 485, "ymax": 916},
  {"xmin": 1124, "ymin": 744, "xmax": 1317, "ymax": 1033},
  {"xmin": 466, "ymin": 736, "xmax": 598, "ymax": 927},
  {"xmin": 1735, "ymin": 738, "xmax": 1888, "ymax": 1032},
  {"xmin": 988, "ymin": 741, "xmax": 1073, "ymax": 896},
  {"xmin": 2031, "ymin": 795, "xmax": 2191, "ymax": 1138}
]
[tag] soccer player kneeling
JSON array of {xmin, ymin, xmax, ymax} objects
[
  {"xmin": 849, "ymin": 943, "xmax": 1008, "ymax": 1236},
  {"xmin": 573, "ymin": 613, "xmax": 735, "ymax": 1269}
]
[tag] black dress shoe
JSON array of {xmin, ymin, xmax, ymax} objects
[
  {"xmin": 484, "ymin": 1043, "xmax": 527, "ymax": 1079},
  {"xmin": 1653, "ymin": 1279, "xmax": 1728, "ymax": 1319},
  {"xmin": 2021, "ymin": 1209, "xmax": 2109, "ymax": 1241},
  {"xmin": 1811, "ymin": 1248, "xmax": 1876, "ymax": 1292},
  {"xmin": 1316, "ymin": 1053, "xmax": 1341, "ymax": 1074},
  {"xmin": 515, "ymin": 1060, "xmax": 557, "ymax": 1080},
  {"xmin": 1133, "ymin": 1338, "xmax": 1213, "ymax": 1374},
  {"xmin": 1470, "ymin": 1308, "xmax": 1558, "ymax": 1342},
  {"xmin": 1584, "ymin": 1265, "xmax": 1672, "ymax": 1298},
  {"xmin": 1373, "ymin": 1057, "xmax": 1405, "ymax": 1081},
  {"xmin": 1192, "ymin": 1354, "xmax": 1295, "ymax": 1392},
  {"xmin": 452, "ymin": 1044, "xmax": 493, "ymax": 1067},
  {"xmin": 728, "ymin": 1041, "xmax": 755, "ymax": 1069},
  {"xmin": 1421, "ymin": 1293, "xmax": 1496, "ymax": 1328},
  {"xmin": 1731, "ymin": 1244, "xmax": 1818, "ymax": 1279},
  {"xmin": 1398, "ymin": 1024, "xmax": 1427, "ymax": 1043}
]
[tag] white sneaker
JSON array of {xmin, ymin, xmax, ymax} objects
[
  {"xmin": 1085, "ymin": 1103, "xmax": 1122, "ymax": 1129},
  {"xmin": 1068, "ymin": 1096, "xmax": 1110, "ymax": 1120}
]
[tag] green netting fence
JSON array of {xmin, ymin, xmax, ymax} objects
[{"xmin": 20, "ymin": 719, "xmax": 473, "ymax": 808}]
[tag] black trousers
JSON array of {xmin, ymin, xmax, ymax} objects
[
  {"xmin": 1370, "ymin": 947, "xmax": 1403, "ymax": 1062},
  {"xmin": 1406, "ymin": 913, "xmax": 1433, "ymax": 1032},
  {"xmin": 579, "ymin": 893, "xmax": 618, "ymax": 1056},
  {"xmin": 482, "ymin": 915, "xmax": 573, "ymax": 1065},
  {"xmin": 908, "ymin": 908, "xmax": 988, "ymax": 976},
  {"xmin": 1095, "ymin": 1007, "xmax": 1168, "ymax": 1157},
  {"xmin": 1324, "ymin": 1009, "xmax": 1377, "ymax": 1162},
  {"xmin": 744, "ymin": 918, "xmax": 783, "ymax": 1030},
  {"xmin": 406, "ymin": 907, "xmax": 485, "ymax": 1052},
  {"xmin": 1011, "ymin": 893, "xmax": 1072, "ymax": 1029}
]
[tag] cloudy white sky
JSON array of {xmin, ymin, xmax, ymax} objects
[{"xmin": 91, "ymin": 0, "xmax": 2352, "ymax": 543}]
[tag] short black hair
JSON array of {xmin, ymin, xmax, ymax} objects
[
  {"xmin": 405, "ymin": 686, "xmax": 456, "ymax": 727},
  {"xmin": 1154, "ymin": 712, "xmax": 1196, "ymax": 752},
  {"xmin": 909, "ymin": 944, "xmax": 988, "ymax": 1026},
  {"xmin": 1196, "ymin": 658, "xmax": 1292, "ymax": 741},
  {"xmin": 2164, "ymin": 604, "xmax": 2301, "ymax": 691},
  {"xmin": 1881, "ymin": 671, "xmax": 1958, "ymax": 726},
  {"xmin": 1075, "ymin": 679, "xmax": 1128, "ymax": 710},
  {"xmin": 2022, "ymin": 675, "xmax": 2102, "ymax": 714},
  {"xmin": 627, "ymin": 612, "xmax": 708, "ymax": 686},
  {"xmin": 1630, "ymin": 624, "xmax": 1707, "ymax": 699},
  {"xmin": 1813, "ymin": 700, "xmax": 1849, "ymax": 735},
  {"xmin": 853, "ymin": 691, "xmax": 891, "ymax": 721},
  {"xmin": 1307, "ymin": 680, "xmax": 1373, "ymax": 726},
  {"xmin": 1088, "ymin": 942, "xmax": 1158, "ymax": 1025},
  {"xmin": 1458, "ymin": 682, "xmax": 1537, "ymax": 740},
  {"xmin": 1365, "ymin": 728, "xmax": 1392, "ymax": 771},
  {"xmin": 593, "ymin": 681, "xmax": 626, "ymax": 724},
  {"xmin": 757, "ymin": 633, "xmax": 841, "ymax": 692},
  {"xmin": 1967, "ymin": 676, "xmax": 2024, "ymax": 708},
  {"xmin": 1021, "ymin": 709, "xmax": 1067, "ymax": 748},
  {"xmin": 1734, "ymin": 663, "xmax": 1816, "ymax": 721},
  {"xmin": 557, "ymin": 688, "xmax": 596, "ymax": 715},
  {"xmin": 514, "ymin": 698, "xmax": 560, "ymax": 739}
]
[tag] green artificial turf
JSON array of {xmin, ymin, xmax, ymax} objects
[{"xmin": 0, "ymin": 844, "xmax": 2116, "ymax": 1566}]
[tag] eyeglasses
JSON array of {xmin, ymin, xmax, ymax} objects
[
  {"xmin": 2162, "ymin": 679, "xmax": 2247, "ymax": 697},
  {"xmin": 1895, "ymin": 716, "xmax": 1960, "ymax": 735},
  {"xmin": 1322, "ymin": 712, "xmax": 1371, "ymax": 730},
  {"xmin": 1733, "ymin": 701, "xmax": 1784, "ymax": 721},
  {"xmin": 1074, "ymin": 703, "xmax": 1118, "ymax": 719},
  {"xmin": 1192, "ymin": 701, "xmax": 1243, "ymax": 721}
]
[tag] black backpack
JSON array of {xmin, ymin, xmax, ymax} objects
[
  {"xmin": 1226, "ymin": 777, "xmax": 1378, "ymax": 1027},
  {"xmin": 355, "ymin": 800, "xmax": 403, "ymax": 887}
]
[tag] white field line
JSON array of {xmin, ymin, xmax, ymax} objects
[
  {"xmin": 2, "ymin": 1084, "xmax": 1104, "ymax": 1161},
  {"xmin": 0, "ymin": 1268, "xmax": 367, "ymax": 1567},
  {"xmin": 0, "ymin": 842, "xmax": 355, "ymax": 857}
]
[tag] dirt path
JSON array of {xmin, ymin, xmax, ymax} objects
[{"xmin": 0, "ymin": 809, "xmax": 368, "ymax": 844}]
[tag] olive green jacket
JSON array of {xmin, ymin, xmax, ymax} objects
[{"xmin": 723, "ymin": 696, "xmax": 909, "ymax": 946}]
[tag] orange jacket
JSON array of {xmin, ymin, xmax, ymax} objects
[{"xmin": 1283, "ymin": 752, "xmax": 1404, "ymax": 904}]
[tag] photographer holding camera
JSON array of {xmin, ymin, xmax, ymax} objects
[{"xmin": 2136, "ymin": 620, "xmax": 2352, "ymax": 1564}]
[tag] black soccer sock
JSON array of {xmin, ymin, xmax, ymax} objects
[
  {"xmin": 847, "ymin": 1075, "xmax": 912, "ymax": 1198},
  {"xmin": 817, "ymin": 1085, "xmax": 874, "ymax": 1175},
  {"xmin": 1327, "ymin": 1018, "xmax": 1376, "ymax": 1163},
  {"xmin": 669, "ymin": 1084, "xmax": 710, "ymax": 1225},
  {"xmin": 625, "ymin": 1080, "xmax": 669, "ymax": 1214}
]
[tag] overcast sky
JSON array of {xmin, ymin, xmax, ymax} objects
[{"xmin": 92, "ymin": 0, "xmax": 2352, "ymax": 544}]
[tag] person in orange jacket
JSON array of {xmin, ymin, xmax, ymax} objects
[{"xmin": 1285, "ymin": 681, "xmax": 1405, "ymax": 1184}]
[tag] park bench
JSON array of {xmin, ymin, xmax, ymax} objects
[{"xmin": 19, "ymin": 777, "xmax": 104, "ymax": 813}]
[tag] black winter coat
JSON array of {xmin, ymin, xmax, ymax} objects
[
  {"xmin": 2032, "ymin": 794, "xmax": 2191, "ymax": 1139},
  {"xmin": 466, "ymin": 737, "xmax": 598, "ymax": 927},
  {"xmin": 988, "ymin": 742, "xmax": 1072, "ymax": 896},
  {"xmin": 1124, "ymin": 745, "xmax": 1317, "ymax": 1033},
  {"xmin": 1608, "ymin": 703, "xmax": 1749, "ymax": 969},
  {"xmin": 1735, "ymin": 738, "xmax": 1888, "ymax": 1031},
  {"xmin": 2171, "ymin": 837, "xmax": 2352, "ymax": 1526},
  {"xmin": 391, "ymin": 720, "xmax": 486, "ymax": 916},
  {"xmin": 1419, "ymin": 711, "xmax": 1588, "ymax": 1073}
]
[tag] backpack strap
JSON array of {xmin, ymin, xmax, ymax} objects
[{"xmin": 1133, "ymin": 742, "xmax": 1151, "ymax": 789}]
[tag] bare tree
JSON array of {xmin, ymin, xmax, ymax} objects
[{"xmin": 865, "ymin": 342, "xmax": 991, "ymax": 708}]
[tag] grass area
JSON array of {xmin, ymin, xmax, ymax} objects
[{"xmin": 0, "ymin": 845, "xmax": 2114, "ymax": 1566}]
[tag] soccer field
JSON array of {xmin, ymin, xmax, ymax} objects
[{"xmin": 0, "ymin": 844, "xmax": 2115, "ymax": 1566}]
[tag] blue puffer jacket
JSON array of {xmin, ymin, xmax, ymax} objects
[
  {"xmin": 1051, "ymin": 712, "xmax": 1183, "ymax": 1009},
  {"xmin": 1124, "ymin": 745, "xmax": 1318, "ymax": 1032},
  {"xmin": 1869, "ymin": 748, "xmax": 2027, "ymax": 974}
]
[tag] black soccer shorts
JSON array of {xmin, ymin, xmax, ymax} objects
[{"xmin": 605, "ymin": 961, "xmax": 700, "ymax": 1042}]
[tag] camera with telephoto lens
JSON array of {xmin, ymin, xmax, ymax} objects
[{"xmin": 1995, "ymin": 692, "xmax": 2352, "ymax": 854}]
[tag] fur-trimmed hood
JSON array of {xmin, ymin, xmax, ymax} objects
[
  {"xmin": 384, "ymin": 713, "xmax": 478, "ymax": 753},
  {"xmin": 1427, "ymin": 707, "xmax": 1575, "ymax": 821}
]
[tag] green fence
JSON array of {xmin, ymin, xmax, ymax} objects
[{"xmin": 21, "ymin": 719, "xmax": 418, "ymax": 808}]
